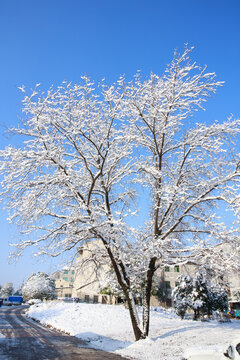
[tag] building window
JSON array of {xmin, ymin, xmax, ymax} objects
[
  {"xmin": 165, "ymin": 266, "xmax": 170, "ymax": 272},
  {"xmin": 72, "ymin": 270, "xmax": 74, "ymax": 274},
  {"xmin": 174, "ymin": 265, "xmax": 179, "ymax": 273},
  {"xmin": 64, "ymin": 270, "xmax": 68, "ymax": 274},
  {"xmin": 175, "ymin": 281, "xmax": 179, "ymax": 287},
  {"xmin": 165, "ymin": 281, "xmax": 171, "ymax": 289},
  {"xmin": 63, "ymin": 277, "xmax": 68, "ymax": 282},
  {"xmin": 85, "ymin": 295, "xmax": 89, "ymax": 303},
  {"xmin": 70, "ymin": 278, "xmax": 74, "ymax": 282},
  {"xmin": 93, "ymin": 295, "xmax": 98, "ymax": 303}
]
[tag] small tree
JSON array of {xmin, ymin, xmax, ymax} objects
[
  {"xmin": 22, "ymin": 272, "xmax": 55, "ymax": 301},
  {"xmin": 173, "ymin": 272, "xmax": 229, "ymax": 320},
  {"xmin": 0, "ymin": 282, "xmax": 14, "ymax": 298},
  {"xmin": 191, "ymin": 272, "xmax": 209, "ymax": 320},
  {"xmin": 173, "ymin": 275, "xmax": 193, "ymax": 319},
  {"xmin": 207, "ymin": 284, "xmax": 228, "ymax": 315}
]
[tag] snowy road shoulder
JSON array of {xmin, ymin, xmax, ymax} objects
[{"xmin": 26, "ymin": 301, "xmax": 240, "ymax": 360}]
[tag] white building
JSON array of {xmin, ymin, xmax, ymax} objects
[{"xmin": 72, "ymin": 241, "xmax": 117, "ymax": 304}]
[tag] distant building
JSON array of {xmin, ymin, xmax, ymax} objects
[{"xmin": 52, "ymin": 267, "xmax": 75, "ymax": 298}]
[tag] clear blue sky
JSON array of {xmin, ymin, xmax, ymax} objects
[{"xmin": 0, "ymin": 0, "xmax": 240, "ymax": 289}]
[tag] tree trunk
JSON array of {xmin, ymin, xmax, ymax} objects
[
  {"xmin": 142, "ymin": 257, "xmax": 157, "ymax": 337},
  {"xmin": 124, "ymin": 290, "xmax": 145, "ymax": 341},
  {"xmin": 142, "ymin": 294, "xmax": 150, "ymax": 337},
  {"xmin": 100, "ymin": 237, "xmax": 145, "ymax": 340},
  {"xmin": 193, "ymin": 309, "xmax": 199, "ymax": 320}
]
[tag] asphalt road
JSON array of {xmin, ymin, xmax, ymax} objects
[{"xmin": 0, "ymin": 306, "xmax": 129, "ymax": 360}]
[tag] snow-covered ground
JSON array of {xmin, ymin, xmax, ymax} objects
[{"xmin": 26, "ymin": 301, "xmax": 240, "ymax": 360}]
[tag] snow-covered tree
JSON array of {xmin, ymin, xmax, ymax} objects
[
  {"xmin": 0, "ymin": 282, "xmax": 14, "ymax": 298},
  {"xmin": 13, "ymin": 289, "xmax": 22, "ymax": 296},
  {"xmin": 1, "ymin": 47, "xmax": 240, "ymax": 340},
  {"xmin": 173, "ymin": 272, "xmax": 228, "ymax": 319},
  {"xmin": 173, "ymin": 275, "xmax": 193, "ymax": 319},
  {"xmin": 22, "ymin": 272, "xmax": 55, "ymax": 300},
  {"xmin": 207, "ymin": 284, "xmax": 228, "ymax": 315},
  {"xmin": 191, "ymin": 272, "xmax": 209, "ymax": 320}
]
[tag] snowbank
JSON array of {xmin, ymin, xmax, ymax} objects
[{"xmin": 27, "ymin": 302, "xmax": 240, "ymax": 360}]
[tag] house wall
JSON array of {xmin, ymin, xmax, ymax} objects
[
  {"xmin": 152, "ymin": 263, "xmax": 197, "ymax": 307},
  {"xmin": 228, "ymin": 275, "xmax": 240, "ymax": 306},
  {"xmin": 52, "ymin": 269, "xmax": 75, "ymax": 298}
]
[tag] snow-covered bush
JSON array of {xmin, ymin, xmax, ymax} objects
[
  {"xmin": 22, "ymin": 272, "xmax": 55, "ymax": 301},
  {"xmin": 28, "ymin": 298, "xmax": 42, "ymax": 305}
]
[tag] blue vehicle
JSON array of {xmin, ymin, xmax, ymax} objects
[{"xmin": 8, "ymin": 296, "xmax": 24, "ymax": 305}]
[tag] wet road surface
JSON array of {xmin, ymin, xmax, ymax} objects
[{"xmin": 0, "ymin": 306, "xmax": 129, "ymax": 360}]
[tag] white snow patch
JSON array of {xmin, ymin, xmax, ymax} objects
[{"xmin": 26, "ymin": 301, "xmax": 240, "ymax": 360}]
